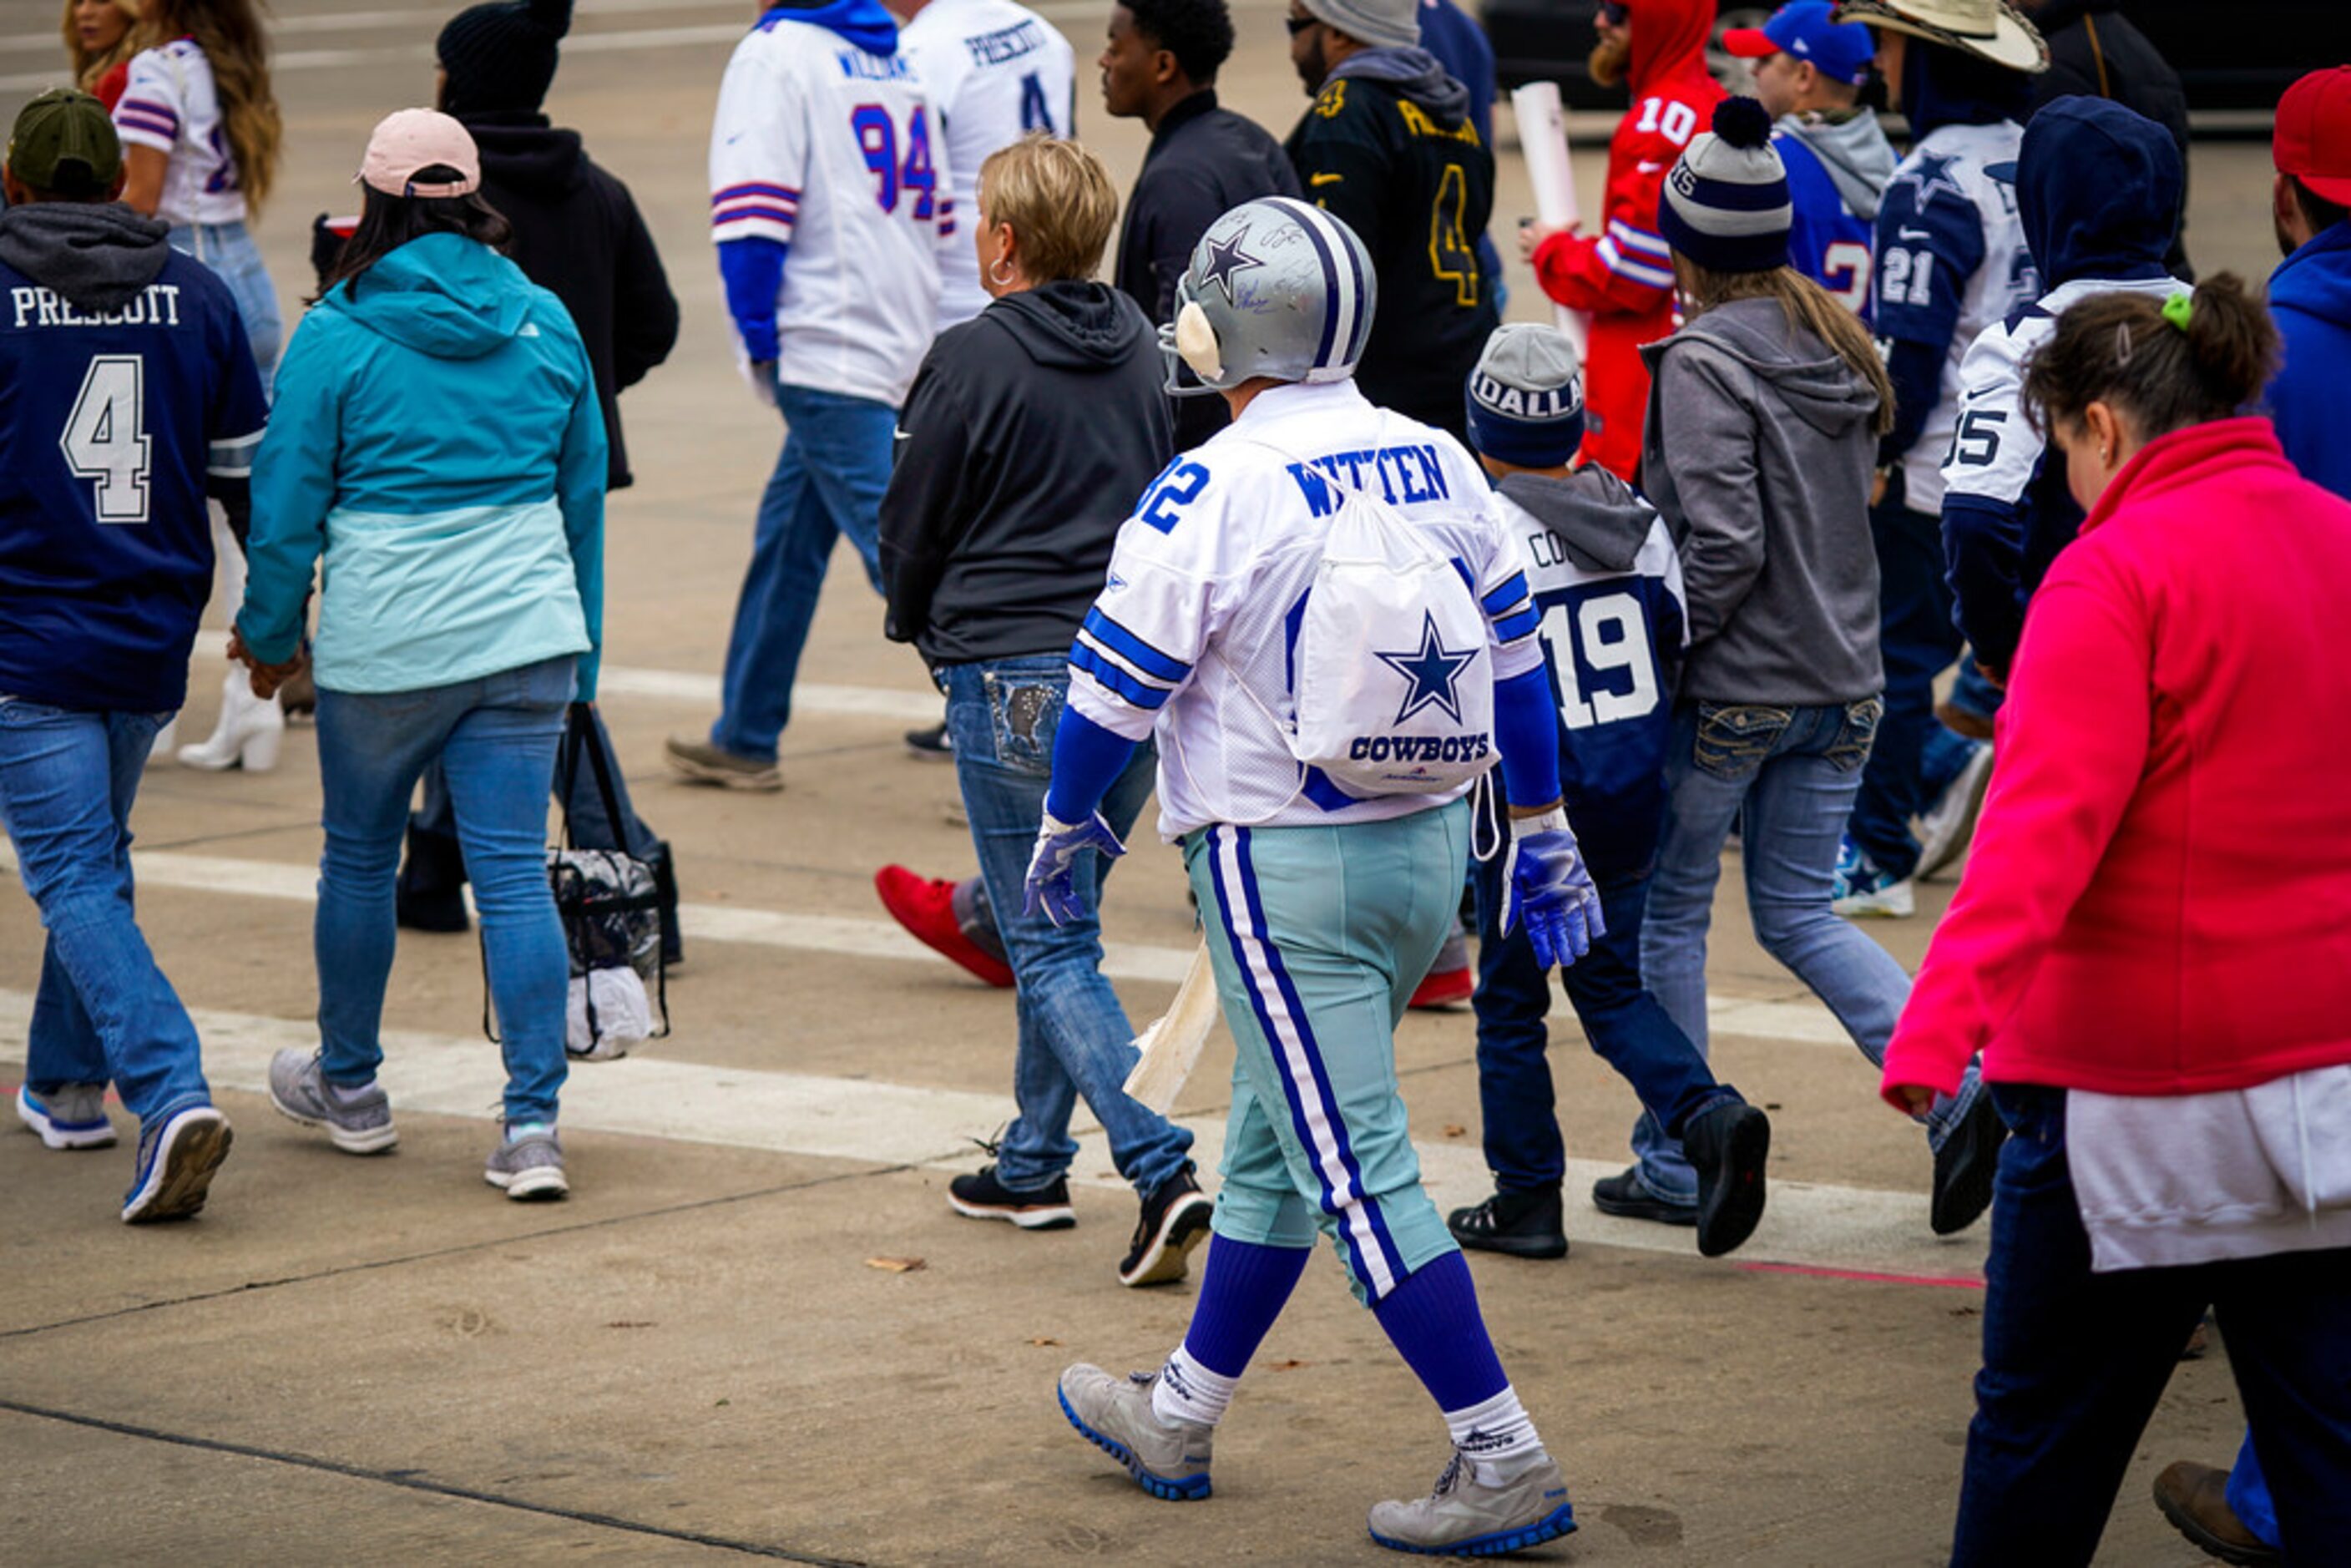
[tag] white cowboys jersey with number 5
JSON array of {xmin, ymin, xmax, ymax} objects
[{"xmin": 1067, "ymin": 378, "xmax": 1544, "ymax": 839}]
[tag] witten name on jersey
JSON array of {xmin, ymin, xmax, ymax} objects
[
  {"xmin": 1066, "ymin": 379, "xmax": 1545, "ymax": 840},
  {"xmin": 898, "ymin": 0, "xmax": 1075, "ymax": 327},
  {"xmin": 710, "ymin": 12, "xmax": 957, "ymax": 407}
]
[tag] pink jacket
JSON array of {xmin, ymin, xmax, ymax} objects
[{"xmin": 1883, "ymin": 417, "xmax": 2351, "ymax": 1102}]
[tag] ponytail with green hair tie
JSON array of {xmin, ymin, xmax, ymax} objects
[{"xmin": 2161, "ymin": 291, "xmax": 2193, "ymax": 331}]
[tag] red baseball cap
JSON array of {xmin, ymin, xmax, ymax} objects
[{"xmin": 2276, "ymin": 66, "xmax": 2351, "ymax": 207}]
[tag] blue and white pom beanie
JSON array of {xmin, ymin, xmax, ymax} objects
[
  {"xmin": 1464, "ymin": 324, "xmax": 1585, "ymax": 468},
  {"xmin": 1656, "ymin": 97, "xmax": 1793, "ymax": 275}
]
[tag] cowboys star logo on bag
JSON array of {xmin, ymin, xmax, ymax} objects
[{"xmin": 1375, "ymin": 612, "xmax": 1479, "ymax": 725}]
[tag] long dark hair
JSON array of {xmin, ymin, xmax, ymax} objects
[{"xmin": 315, "ymin": 168, "xmax": 513, "ymax": 301}]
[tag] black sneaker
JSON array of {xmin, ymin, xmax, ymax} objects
[
  {"xmin": 1930, "ymin": 1093, "xmax": 2008, "ymax": 1236},
  {"xmin": 1590, "ymin": 1167, "xmax": 1697, "ymax": 1227},
  {"xmin": 1120, "ymin": 1164, "xmax": 1215, "ymax": 1287},
  {"xmin": 1682, "ymin": 1100, "xmax": 1770, "ymax": 1258},
  {"xmin": 948, "ymin": 1164, "xmax": 1074, "ymax": 1230},
  {"xmin": 904, "ymin": 722, "xmax": 953, "ymax": 761},
  {"xmin": 1447, "ymin": 1186, "xmax": 1568, "ymax": 1260}
]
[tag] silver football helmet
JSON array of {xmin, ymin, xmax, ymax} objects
[{"xmin": 1160, "ymin": 198, "xmax": 1378, "ymax": 397}]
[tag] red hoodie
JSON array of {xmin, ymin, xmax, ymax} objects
[
  {"xmin": 1529, "ymin": 0, "xmax": 1722, "ymax": 480},
  {"xmin": 1883, "ymin": 417, "xmax": 2351, "ymax": 1103}
]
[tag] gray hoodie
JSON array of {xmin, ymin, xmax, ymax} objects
[
  {"xmin": 1638, "ymin": 294, "xmax": 1883, "ymax": 706},
  {"xmin": 1777, "ymin": 108, "xmax": 1895, "ymax": 222},
  {"xmin": 0, "ymin": 200, "xmax": 170, "ymax": 312}
]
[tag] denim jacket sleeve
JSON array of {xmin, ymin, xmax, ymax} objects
[{"xmin": 235, "ymin": 310, "xmax": 341, "ymax": 666}]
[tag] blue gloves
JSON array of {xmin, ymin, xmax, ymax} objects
[
  {"xmin": 1023, "ymin": 810, "xmax": 1128, "ymax": 926},
  {"xmin": 1503, "ymin": 807, "xmax": 1605, "ymax": 969}
]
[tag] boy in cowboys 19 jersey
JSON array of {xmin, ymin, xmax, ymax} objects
[
  {"xmin": 1034, "ymin": 200, "xmax": 1592, "ymax": 1556},
  {"xmin": 1446, "ymin": 326, "xmax": 1770, "ymax": 1264},
  {"xmin": 0, "ymin": 92, "xmax": 264, "ymax": 1222}
]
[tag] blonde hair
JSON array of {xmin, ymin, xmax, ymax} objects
[
  {"xmin": 1675, "ymin": 258, "xmax": 1897, "ymax": 437},
  {"xmin": 61, "ymin": 0, "xmax": 144, "ymax": 94},
  {"xmin": 977, "ymin": 133, "xmax": 1120, "ymax": 285},
  {"xmin": 135, "ymin": 0, "xmax": 281, "ymax": 210}
]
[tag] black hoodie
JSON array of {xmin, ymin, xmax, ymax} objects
[
  {"xmin": 880, "ymin": 281, "xmax": 1174, "ymax": 665},
  {"xmin": 461, "ymin": 111, "xmax": 679, "ymax": 489}
]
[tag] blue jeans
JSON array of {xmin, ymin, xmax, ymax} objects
[
  {"xmin": 1952, "ymin": 1085, "xmax": 2351, "ymax": 1565},
  {"xmin": 1849, "ymin": 499, "xmax": 1964, "ymax": 881},
  {"xmin": 943, "ymin": 655, "xmax": 1192, "ymax": 1197},
  {"xmin": 1469, "ymin": 822, "xmax": 1737, "ymax": 1195},
  {"xmin": 1636, "ymin": 700, "xmax": 1981, "ymax": 1201},
  {"xmin": 0, "ymin": 699, "xmax": 211, "ymax": 1129},
  {"xmin": 710, "ymin": 382, "xmax": 894, "ymax": 761},
  {"xmin": 412, "ymin": 706, "xmax": 657, "ymax": 867},
  {"xmin": 169, "ymin": 220, "xmax": 281, "ymax": 387},
  {"xmin": 314, "ymin": 657, "xmax": 574, "ymax": 1125}
]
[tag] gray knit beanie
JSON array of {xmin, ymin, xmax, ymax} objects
[
  {"xmin": 1302, "ymin": 0, "xmax": 1418, "ymax": 51},
  {"xmin": 1656, "ymin": 98, "xmax": 1793, "ymax": 274}
]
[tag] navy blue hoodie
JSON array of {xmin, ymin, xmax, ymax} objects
[
  {"xmin": 2268, "ymin": 222, "xmax": 2351, "ymax": 503},
  {"xmin": 1938, "ymin": 98, "xmax": 2182, "ymax": 674}
]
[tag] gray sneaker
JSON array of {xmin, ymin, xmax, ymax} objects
[
  {"xmin": 268, "ymin": 1049, "xmax": 397, "ymax": 1154},
  {"xmin": 485, "ymin": 1127, "xmax": 568, "ymax": 1200},
  {"xmin": 16, "ymin": 1083, "xmax": 117, "ymax": 1149},
  {"xmin": 664, "ymin": 736, "xmax": 782, "ymax": 792},
  {"xmin": 1367, "ymin": 1451, "xmax": 1576, "ymax": 1556},
  {"xmin": 1057, "ymin": 1364, "xmax": 1212, "ymax": 1500}
]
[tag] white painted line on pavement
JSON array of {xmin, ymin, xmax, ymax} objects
[
  {"xmin": 595, "ymin": 664, "xmax": 943, "ymax": 726},
  {"xmin": 0, "ymin": 988, "xmax": 1979, "ymax": 1278},
  {"xmin": 0, "ymin": 844, "xmax": 1844, "ymax": 1038}
]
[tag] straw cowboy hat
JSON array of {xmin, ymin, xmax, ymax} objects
[{"xmin": 1832, "ymin": 0, "xmax": 2049, "ymax": 73}]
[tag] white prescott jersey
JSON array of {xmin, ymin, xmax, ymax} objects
[
  {"xmin": 1875, "ymin": 119, "xmax": 2036, "ymax": 513},
  {"xmin": 1940, "ymin": 274, "xmax": 2188, "ymax": 510},
  {"xmin": 710, "ymin": 13, "xmax": 955, "ymax": 405},
  {"xmin": 1068, "ymin": 379, "xmax": 1545, "ymax": 840},
  {"xmin": 113, "ymin": 42, "xmax": 247, "ymax": 227},
  {"xmin": 898, "ymin": 0, "xmax": 1076, "ymax": 327}
]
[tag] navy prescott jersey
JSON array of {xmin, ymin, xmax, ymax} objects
[
  {"xmin": 0, "ymin": 249, "xmax": 266, "ymax": 713},
  {"xmin": 1494, "ymin": 473, "xmax": 1686, "ymax": 880}
]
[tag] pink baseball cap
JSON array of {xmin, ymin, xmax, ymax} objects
[{"xmin": 357, "ymin": 108, "xmax": 480, "ymax": 198}]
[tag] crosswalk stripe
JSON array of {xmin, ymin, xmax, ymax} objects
[{"xmin": 0, "ymin": 988, "xmax": 1980, "ymax": 1279}]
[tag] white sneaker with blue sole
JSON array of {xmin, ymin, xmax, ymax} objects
[
  {"xmin": 1368, "ymin": 1450, "xmax": 1577, "ymax": 1557},
  {"xmin": 121, "ymin": 1105, "xmax": 232, "ymax": 1223},
  {"xmin": 17, "ymin": 1084, "xmax": 117, "ymax": 1149},
  {"xmin": 1057, "ymin": 1364, "xmax": 1212, "ymax": 1500}
]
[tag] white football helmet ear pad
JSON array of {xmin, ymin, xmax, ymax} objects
[{"xmin": 1176, "ymin": 301, "xmax": 1223, "ymax": 382}]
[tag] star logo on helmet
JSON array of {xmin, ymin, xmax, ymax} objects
[
  {"xmin": 1196, "ymin": 230, "xmax": 1263, "ymax": 302},
  {"xmin": 1374, "ymin": 613, "xmax": 1479, "ymax": 726}
]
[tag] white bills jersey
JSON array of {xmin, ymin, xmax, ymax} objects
[
  {"xmin": 113, "ymin": 42, "xmax": 246, "ymax": 227},
  {"xmin": 1068, "ymin": 379, "xmax": 1545, "ymax": 840},
  {"xmin": 1873, "ymin": 119, "xmax": 2037, "ymax": 513},
  {"xmin": 709, "ymin": 12, "xmax": 956, "ymax": 406},
  {"xmin": 898, "ymin": 0, "xmax": 1076, "ymax": 327}
]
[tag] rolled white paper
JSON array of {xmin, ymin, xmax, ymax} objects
[{"xmin": 1510, "ymin": 80, "xmax": 1591, "ymax": 357}]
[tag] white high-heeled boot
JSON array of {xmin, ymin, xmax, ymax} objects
[
  {"xmin": 150, "ymin": 717, "xmax": 179, "ymax": 762},
  {"xmin": 178, "ymin": 665, "xmax": 283, "ymax": 772}
]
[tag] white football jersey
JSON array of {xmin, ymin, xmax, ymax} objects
[
  {"xmin": 709, "ymin": 14, "xmax": 955, "ymax": 406},
  {"xmin": 1940, "ymin": 274, "xmax": 2187, "ymax": 511},
  {"xmin": 1069, "ymin": 380, "xmax": 1545, "ymax": 840},
  {"xmin": 1876, "ymin": 119, "xmax": 2037, "ymax": 512},
  {"xmin": 898, "ymin": 0, "xmax": 1077, "ymax": 327},
  {"xmin": 113, "ymin": 41, "xmax": 246, "ymax": 227}
]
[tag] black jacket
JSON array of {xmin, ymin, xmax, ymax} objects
[
  {"xmin": 1285, "ymin": 50, "xmax": 1500, "ymax": 445},
  {"xmin": 880, "ymin": 281, "xmax": 1174, "ymax": 665},
  {"xmin": 2028, "ymin": 0, "xmax": 2192, "ymax": 278},
  {"xmin": 1114, "ymin": 90, "xmax": 1299, "ymax": 452},
  {"xmin": 463, "ymin": 112, "xmax": 680, "ymax": 488}
]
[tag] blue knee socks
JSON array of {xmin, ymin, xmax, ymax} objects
[
  {"xmin": 1372, "ymin": 1250, "xmax": 1508, "ymax": 1409},
  {"xmin": 1183, "ymin": 1236, "xmax": 1311, "ymax": 1376}
]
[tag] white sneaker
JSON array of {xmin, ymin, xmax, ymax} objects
[
  {"xmin": 1831, "ymin": 839, "xmax": 1915, "ymax": 919},
  {"xmin": 1367, "ymin": 1450, "xmax": 1577, "ymax": 1555},
  {"xmin": 1915, "ymin": 744, "xmax": 1994, "ymax": 881}
]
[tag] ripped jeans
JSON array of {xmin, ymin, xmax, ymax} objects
[
  {"xmin": 1634, "ymin": 699, "xmax": 1983, "ymax": 1200},
  {"xmin": 939, "ymin": 654, "xmax": 1192, "ymax": 1198}
]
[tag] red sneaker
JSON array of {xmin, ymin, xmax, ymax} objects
[
  {"xmin": 1408, "ymin": 964, "xmax": 1474, "ymax": 1011},
  {"xmin": 874, "ymin": 866, "xmax": 1015, "ymax": 989}
]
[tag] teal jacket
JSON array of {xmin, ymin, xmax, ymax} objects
[{"xmin": 239, "ymin": 232, "xmax": 607, "ymax": 697}]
